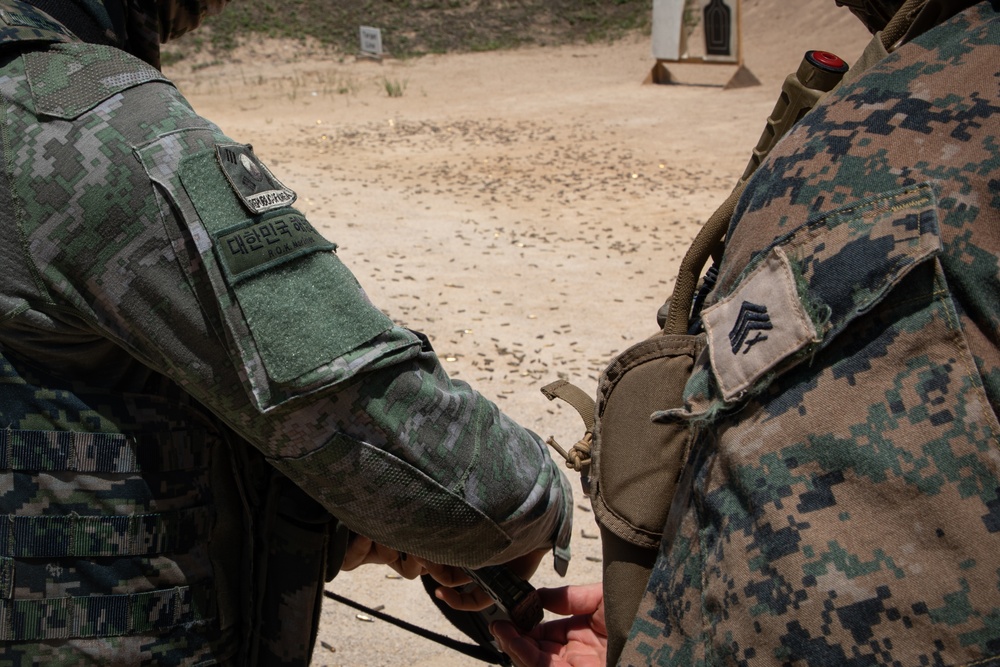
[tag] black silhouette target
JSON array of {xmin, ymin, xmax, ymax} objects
[{"xmin": 703, "ymin": 0, "xmax": 733, "ymax": 57}]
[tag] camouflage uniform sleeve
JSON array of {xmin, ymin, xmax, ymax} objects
[
  {"xmin": 4, "ymin": 44, "xmax": 571, "ymax": 569},
  {"xmin": 265, "ymin": 328, "xmax": 575, "ymax": 568}
]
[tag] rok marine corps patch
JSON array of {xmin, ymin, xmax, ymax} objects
[
  {"xmin": 213, "ymin": 212, "xmax": 336, "ymax": 284},
  {"xmin": 216, "ymin": 143, "xmax": 296, "ymax": 214}
]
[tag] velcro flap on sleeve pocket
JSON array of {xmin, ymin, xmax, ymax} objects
[
  {"xmin": 139, "ymin": 135, "xmax": 393, "ymax": 411},
  {"xmin": 180, "ymin": 147, "xmax": 393, "ymax": 388}
]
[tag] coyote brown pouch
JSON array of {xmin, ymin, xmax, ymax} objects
[{"xmin": 591, "ymin": 330, "xmax": 704, "ymax": 665}]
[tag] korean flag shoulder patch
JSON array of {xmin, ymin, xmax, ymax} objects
[{"xmin": 216, "ymin": 143, "xmax": 297, "ymax": 214}]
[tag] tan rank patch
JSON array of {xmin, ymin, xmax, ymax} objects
[{"xmin": 703, "ymin": 245, "xmax": 819, "ymax": 400}]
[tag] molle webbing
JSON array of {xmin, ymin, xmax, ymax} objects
[
  {"xmin": 0, "ymin": 507, "xmax": 210, "ymax": 558},
  {"xmin": 0, "ymin": 351, "xmax": 230, "ymax": 649},
  {"xmin": 0, "ymin": 492, "xmax": 216, "ymax": 641},
  {"xmin": 0, "ymin": 583, "xmax": 215, "ymax": 641},
  {"xmin": 0, "ymin": 428, "xmax": 209, "ymax": 473}
]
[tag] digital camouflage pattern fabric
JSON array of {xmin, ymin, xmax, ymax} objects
[
  {"xmin": 0, "ymin": 1, "xmax": 572, "ymax": 663},
  {"xmin": 620, "ymin": 3, "xmax": 1000, "ymax": 666}
]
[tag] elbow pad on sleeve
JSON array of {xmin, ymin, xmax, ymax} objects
[{"xmin": 267, "ymin": 430, "xmax": 513, "ymax": 567}]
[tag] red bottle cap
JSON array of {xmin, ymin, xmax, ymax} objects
[{"xmin": 807, "ymin": 50, "xmax": 849, "ymax": 73}]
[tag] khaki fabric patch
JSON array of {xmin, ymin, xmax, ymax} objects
[
  {"xmin": 216, "ymin": 144, "xmax": 296, "ymax": 214},
  {"xmin": 703, "ymin": 246, "xmax": 818, "ymax": 400}
]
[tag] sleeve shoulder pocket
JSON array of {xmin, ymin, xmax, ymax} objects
[
  {"xmin": 703, "ymin": 184, "xmax": 942, "ymax": 402},
  {"xmin": 137, "ymin": 132, "xmax": 395, "ymax": 412}
]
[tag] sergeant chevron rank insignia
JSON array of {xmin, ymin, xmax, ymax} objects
[
  {"xmin": 703, "ymin": 246, "xmax": 819, "ymax": 401},
  {"xmin": 729, "ymin": 302, "xmax": 772, "ymax": 354},
  {"xmin": 217, "ymin": 143, "xmax": 296, "ymax": 214}
]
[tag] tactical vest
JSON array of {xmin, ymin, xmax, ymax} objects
[{"xmin": 0, "ymin": 3, "xmax": 340, "ymax": 664}]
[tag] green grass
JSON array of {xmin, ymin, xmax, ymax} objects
[
  {"xmin": 381, "ymin": 76, "xmax": 408, "ymax": 97},
  {"xmin": 168, "ymin": 0, "xmax": 651, "ymax": 61}
]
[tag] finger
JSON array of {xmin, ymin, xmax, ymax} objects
[
  {"xmin": 537, "ymin": 583, "xmax": 604, "ymax": 617},
  {"xmin": 504, "ymin": 548, "xmax": 549, "ymax": 580},
  {"xmin": 373, "ymin": 542, "xmax": 401, "ymax": 565},
  {"xmin": 491, "ymin": 622, "xmax": 553, "ymax": 667},
  {"xmin": 387, "ymin": 552, "xmax": 426, "ymax": 580},
  {"xmin": 419, "ymin": 561, "xmax": 473, "ymax": 587},
  {"xmin": 341, "ymin": 534, "xmax": 374, "ymax": 571},
  {"xmin": 434, "ymin": 583, "xmax": 494, "ymax": 611},
  {"xmin": 529, "ymin": 614, "xmax": 605, "ymax": 646}
]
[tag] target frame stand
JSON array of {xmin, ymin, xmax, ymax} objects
[{"xmin": 645, "ymin": 0, "xmax": 760, "ymax": 90}]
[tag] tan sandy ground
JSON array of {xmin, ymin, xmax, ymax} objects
[{"xmin": 165, "ymin": 2, "xmax": 870, "ymax": 664}]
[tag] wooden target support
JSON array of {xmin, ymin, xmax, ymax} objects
[{"xmin": 646, "ymin": 0, "xmax": 760, "ymax": 89}]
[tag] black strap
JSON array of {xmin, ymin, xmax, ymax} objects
[
  {"xmin": 323, "ymin": 589, "xmax": 510, "ymax": 665},
  {"xmin": 419, "ymin": 573, "xmax": 513, "ymax": 666}
]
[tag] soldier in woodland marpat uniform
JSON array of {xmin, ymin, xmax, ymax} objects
[{"xmin": 487, "ymin": 1, "xmax": 1000, "ymax": 665}]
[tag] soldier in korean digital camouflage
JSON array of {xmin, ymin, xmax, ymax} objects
[
  {"xmin": 0, "ymin": 1, "xmax": 573, "ymax": 664},
  {"xmin": 484, "ymin": 0, "xmax": 1000, "ymax": 665}
]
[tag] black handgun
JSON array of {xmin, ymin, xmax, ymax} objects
[{"xmin": 464, "ymin": 565, "xmax": 543, "ymax": 632}]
